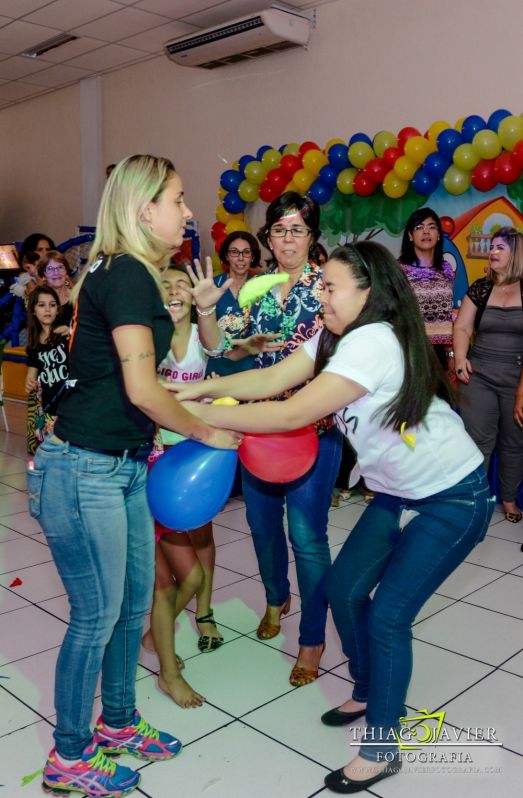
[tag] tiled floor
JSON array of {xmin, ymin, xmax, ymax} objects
[{"xmin": 0, "ymin": 400, "xmax": 522, "ymax": 796}]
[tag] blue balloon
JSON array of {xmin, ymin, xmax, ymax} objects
[
  {"xmin": 328, "ymin": 143, "xmax": 350, "ymax": 171},
  {"xmin": 278, "ymin": 143, "xmax": 287, "ymax": 153},
  {"xmin": 487, "ymin": 108, "xmax": 511, "ymax": 132},
  {"xmin": 147, "ymin": 441, "xmax": 238, "ymax": 530},
  {"xmin": 412, "ymin": 167, "xmax": 438, "ymax": 197},
  {"xmin": 349, "ymin": 132, "xmax": 372, "ymax": 146},
  {"xmin": 424, "ymin": 151, "xmax": 451, "ymax": 180},
  {"xmin": 460, "ymin": 115, "xmax": 486, "ymax": 143},
  {"xmin": 256, "ymin": 144, "xmax": 272, "ymax": 160},
  {"xmin": 238, "ymin": 154, "xmax": 255, "ymax": 173},
  {"xmin": 318, "ymin": 164, "xmax": 338, "ymax": 188},
  {"xmin": 222, "ymin": 192, "xmax": 246, "ymax": 214},
  {"xmin": 436, "ymin": 128, "xmax": 462, "ymax": 158},
  {"xmin": 308, "ymin": 180, "xmax": 333, "ymax": 205},
  {"xmin": 220, "ymin": 169, "xmax": 242, "ymax": 192}
]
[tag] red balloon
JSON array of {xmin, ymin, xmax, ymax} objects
[
  {"xmin": 211, "ymin": 221, "xmax": 226, "ymax": 241},
  {"xmin": 214, "ymin": 235, "xmax": 226, "ymax": 253},
  {"xmin": 397, "ymin": 126, "xmax": 421, "ymax": 151},
  {"xmin": 363, "ymin": 157, "xmax": 389, "ymax": 184},
  {"xmin": 259, "ymin": 179, "xmax": 279, "ymax": 203},
  {"xmin": 440, "ymin": 216, "xmax": 455, "ymax": 235},
  {"xmin": 471, "ymin": 159, "xmax": 497, "ymax": 192},
  {"xmin": 353, "ymin": 171, "xmax": 377, "ymax": 197},
  {"xmin": 266, "ymin": 168, "xmax": 287, "ymax": 190},
  {"xmin": 512, "ymin": 139, "xmax": 523, "ymax": 169},
  {"xmin": 382, "ymin": 146, "xmax": 402, "ymax": 167},
  {"xmin": 299, "ymin": 141, "xmax": 320, "ymax": 155},
  {"xmin": 494, "ymin": 152, "xmax": 521, "ymax": 184},
  {"xmin": 280, "ymin": 154, "xmax": 302, "ymax": 178},
  {"xmin": 238, "ymin": 426, "xmax": 319, "ymax": 483}
]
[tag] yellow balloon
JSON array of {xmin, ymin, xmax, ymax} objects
[
  {"xmin": 336, "ymin": 167, "xmax": 358, "ymax": 194},
  {"xmin": 324, "ymin": 137, "xmax": 346, "ymax": 153},
  {"xmin": 427, "ymin": 120, "xmax": 451, "ymax": 143},
  {"xmin": 373, "ymin": 130, "xmax": 398, "ymax": 158},
  {"xmin": 455, "ymin": 116, "xmax": 465, "ymax": 132},
  {"xmin": 404, "ymin": 136, "xmax": 432, "ymax": 165},
  {"xmin": 302, "ymin": 149, "xmax": 329, "ymax": 176},
  {"xmin": 216, "ymin": 204, "xmax": 230, "ymax": 223},
  {"xmin": 238, "ymin": 179, "xmax": 259, "ymax": 202},
  {"xmin": 282, "ymin": 142, "xmax": 300, "ymax": 155},
  {"xmin": 293, "ymin": 168, "xmax": 314, "ymax": 193},
  {"xmin": 383, "ymin": 171, "xmax": 408, "ymax": 198},
  {"xmin": 212, "ymin": 396, "xmax": 239, "ymax": 406},
  {"xmin": 393, "ymin": 156, "xmax": 417, "ymax": 181},
  {"xmin": 211, "ymin": 253, "xmax": 222, "ymax": 274},
  {"xmin": 244, "ymin": 161, "xmax": 267, "ymax": 185},
  {"xmin": 261, "ymin": 148, "xmax": 282, "ymax": 169},
  {"xmin": 348, "ymin": 141, "xmax": 375, "ymax": 169},
  {"xmin": 285, "ymin": 180, "xmax": 297, "ymax": 192},
  {"xmin": 471, "ymin": 129, "xmax": 502, "ymax": 160},
  {"xmin": 498, "ymin": 115, "xmax": 523, "ymax": 150},
  {"xmin": 218, "ymin": 186, "xmax": 226, "ymax": 200},
  {"xmin": 443, "ymin": 165, "xmax": 471, "ymax": 195},
  {"xmin": 453, "ymin": 143, "xmax": 480, "ymax": 171},
  {"xmin": 225, "ymin": 220, "xmax": 249, "ymax": 234},
  {"xmin": 231, "ymin": 159, "xmax": 239, "ymax": 170}
]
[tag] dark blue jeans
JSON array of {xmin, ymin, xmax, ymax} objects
[
  {"xmin": 28, "ymin": 437, "xmax": 155, "ymax": 759},
  {"xmin": 242, "ymin": 426, "xmax": 342, "ymax": 647},
  {"xmin": 327, "ymin": 465, "xmax": 494, "ymax": 762}
]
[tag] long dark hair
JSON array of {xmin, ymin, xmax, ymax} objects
[
  {"xmin": 19, "ymin": 233, "xmax": 55, "ymax": 263},
  {"xmin": 315, "ymin": 242, "xmax": 454, "ymax": 430},
  {"xmin": 399, "ymin": 207, "xmax": 444, "ymax": 270},
  {"xmin": 26, "ymin": 286, "xmax": 63, "ymax": 349}
]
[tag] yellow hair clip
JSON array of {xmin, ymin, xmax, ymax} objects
[{"xmin": 400, "ymin": 421, "xmax": 416, "ymax": 449}]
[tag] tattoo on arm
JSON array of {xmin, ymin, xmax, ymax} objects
[{"xmin": 119, "ymin": 350, "xmax": 155, "ymax": 364}]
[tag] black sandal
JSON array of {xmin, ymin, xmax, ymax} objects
[{"xmin": 196, "ymin": 609, "xmax": 224, "ymax": 653}]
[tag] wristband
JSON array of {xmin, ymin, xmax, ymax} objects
[{"xmin": 196, "ymin": 305, "xmax": 216, "ymax": 317}]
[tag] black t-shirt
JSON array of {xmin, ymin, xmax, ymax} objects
[
  {"xmin": 26, "ymin": 335, "xmax": 69, "ymax": 415},
  {"xmin": 55, "ymin": 254, "xmax": 173, "ymax": 449}
]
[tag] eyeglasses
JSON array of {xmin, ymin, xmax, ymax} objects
[
  {"xmin": 45, "ymin": 264, "xmax": 66, "ymax": 273},
  {"xmin": 228, "ymin": 248, "xmax": 252, "ymax": 258},
  {"xmin": 269, "ymin": 225, "xmax": 311, "ymax": 238},
  {"xmin": 413, "ymin": 223, "xmax": 438, "ymax": 233}
]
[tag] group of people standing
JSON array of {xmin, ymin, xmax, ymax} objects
[{"xmin": 26, "ymin": 153, "xmax": 519, "ymax": 797}]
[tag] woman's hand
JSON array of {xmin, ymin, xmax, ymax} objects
[
  {"xmin": 187, "ymin": 257, "xmax": 232, "ymax": 311},
  {"xmin": 159, "ymin": 380, "xmax": 211, "ymax": 401},
  {"xmin": 455, "ymin": 358, "xmax": 473, "ymax": 384},
  {"xmin": 230, "ymin": 332, "xmax": 283, "ymax": 356},
  {"xmin": 205, "ymin": 428, "xmax": 243, "ymax": 450},
  {"xmin": 25, "ymin": 375, "xmax": 38, "ymax": 393}
]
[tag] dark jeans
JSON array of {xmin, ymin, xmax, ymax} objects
[
  {"xmin": 242, "ymin": 426, "xmax": 342, "ymax": 646},
  {"xmin": 327, "ymin": 465, "xmax": 494, "ymax": 761}
]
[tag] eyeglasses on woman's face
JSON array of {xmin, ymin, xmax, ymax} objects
[
  {"xmin": 228, "ymin": 248, "xmax": 252, "ymax": 258},
  {"xmin": 45, "ymin": 263, "xmax": 66, "ymax": 274},
  {"xmin": 412, "ymin": 223, "xmax": 438, "ymax": 233},
  {"xmin": 269, "ymin": 224, "xmax": 311, "ymax": 239}
]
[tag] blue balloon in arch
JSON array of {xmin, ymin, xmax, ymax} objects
[
  {"xmin": 147, "ymin": 441, "xmax": 238, "ymax": 530},
  {"xmin": 318, "ymin": 164, "xmax": 338, "ymax": 188},
  {"xmin": 256, "ymin": 144, "xmax": 272, "ymax": 160},
  {"xmin": 328, "ymin": 143, "xmax": 350, "ymax": 171},
  {"xmin": 460, "ymin": 115, "xmax": 486, "ymax": 143},
  {"xmin": 238, "ymin": 154, "xmax": 256, "ymax": 173},
  {"xmin": 220, "ymin": 169, "xmax": 242, "ymax": 192},
  {"xmin": 412, "ymin": 167, "xmax": 439, "ymax": 197},
  {"xmin": 436, "ymin": 128, "xmax": 462, "ymax": 158},
  {"xmin": 223, "ymin": 192, "xmax": 246, "ymax": 214},
  {"xmin": 487, "ymin": 108, "xmax": 511, "ymax": 132},
  {"xmin": 308, "ymin": 179, "xmax": 333, "ymax": 205},
  {"xmin": 424, "ymin": 151, "xmax": 451, "ymax": 180},
  {"xmin": 348, "ymin": 132, "xmax": 372, "ymax": 147}
]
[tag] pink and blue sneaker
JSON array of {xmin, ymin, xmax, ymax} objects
[
  {"xmin": 93, "ymin": 710, "xmax": 182, "ymax": 761},
  {"xmin": 42, "ymin": 739, "xmax": 139, "ymax": 797}
]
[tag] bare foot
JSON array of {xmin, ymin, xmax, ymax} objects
[
  {"xmin": 337, "ymin": 697, "xmax": 367, "ymax": 713},
  {"xmin": 141, "ymin": 629, "xmax": 155, "ymax": 651},
  {"xmin": 295, "ymin": 643, "xmax": 324, "ymax": 671},
  {"xmin": 503, "ymin": 501, "xmax": 521, "ymax": 516},
  {"xmin": 341, "ymin": 755, "xmax": 390, "ymax": 782},
  {"xmin": 158, "ymin": 673, "xmax": 205, "ymax": 708}
]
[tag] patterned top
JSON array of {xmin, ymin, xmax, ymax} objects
[
  {"xmin": 400, "ymin": 259, "xmax": 454, "ymax": 345},
  {"xmin": 211, "ymin": 272, "xmax": 254, "ymax": 375}
]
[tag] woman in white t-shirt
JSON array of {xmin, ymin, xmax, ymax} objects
[{"xmin": 172, "ymin": 242, "xmax": 494, "ymax": 794}]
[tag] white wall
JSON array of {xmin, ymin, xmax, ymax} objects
[{"xmin": 1, "ymin": 0, "xmax": 523, "ymax": 250}]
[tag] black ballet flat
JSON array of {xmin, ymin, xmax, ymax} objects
[
  {"xmin": 324, "ymin": 756, "xmax": 402, "ymax": 793},
  {"xmin": 321, "ymin": 707, "xmax": 366, "ymax": 727}
]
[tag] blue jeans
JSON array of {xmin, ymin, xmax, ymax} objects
[
  {"xmin": 28, "ymin": 438, "xmax": 155, "ymax": 759},
  {"xmin": 327, "ymin": 465, "xmax": 494, "ymax": 762},
  {"xmin": 242, "ymin": 426, "xmax": 342, "ymax": 647}
]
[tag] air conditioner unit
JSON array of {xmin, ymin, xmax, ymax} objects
[{"xmin": 164, "ymin": 8, "xmax": 311, "ymax": 69}]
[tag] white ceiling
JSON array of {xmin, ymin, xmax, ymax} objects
[{"xmin": 0, "ymin": 0, "xmax": 332, "ymax": 110}]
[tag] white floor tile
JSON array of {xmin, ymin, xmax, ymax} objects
[
  {"xmin": 499, "ymin": 649, "xmax": 523, "ymax": 678},
  {"xmin": 212, "ymin": 521, "xmax": 250, "ymax": 546},
  {"xmin": 435, "ymin": 561, "xmax": 505, "ymax": 599},
  {"xmin": 0, "ymin": 718, "xmax": 55, "ymax": 798},
  {"xmin": 486, "ymin": 517, "xmax": 523, "ymax": 544},
  {"xmin": 1, "ymin": 560, "xmax": 64, "ymax": 603},
  {"xmin": 213, "ymin": 505, "xmax": 250, "ymax": 533},
  {"xmin": 214, "ymin": 535, "xmax": 260, "ymax": 577},
  {"xmin": 0, "ymin": 604, "xmax": 66, "ymax": 666},
  {"xmin": 0, "ymin": 584, "xmax": 31, "ymax": 615},
  {"xmin": 328, "ymin": 501, "xmax": 366, "ymax": 531},
  {"xmin": 0, "ymin": 491, "xmax": 31, "ymax": 517},
  {"xmin": 0, "ymin": 647, "xmax": 61, "ymax": 718},
  {"xmin": 0, "ymin": 472, "xmax": 28, "ymax": 491},
  {"xmin": 464, "ymin": 535, "xmax": 523, "ymax": 572},
  {"xmin": 0, "ymin": 522, "xmax": 22, "ymax": 542},
  {"xmin": 0, "ymin": 685, "xmax": 43, "ymax": 738},
  {"xmin": 462, "ymin": 574, "xmax": 523, "ymax": 620},
  {"xmin": 0, "ymin": 511, "xmax": 43, "ymax": 536},
  {"xmin": 0, "ymin": 535, "xmax": 52, "ymax": 575}
]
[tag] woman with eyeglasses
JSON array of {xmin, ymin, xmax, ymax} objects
[
  {"xmin": 39, "ymin": 250, "xmax": 75, "ymax": 327},
  {"xmin": 399, "ymin": 207, "xmax": 456, "ymax": 376},
  {"xmin": 179, "ymin": 192, "xmax": 342, "ymax": 687},
  {"xmin": 174, "ymin": 241, "xmax": 493, "ymax": 793},
  {"xmin": 207, "ymin": 231, "xmax": 262, "ymax": 377}
]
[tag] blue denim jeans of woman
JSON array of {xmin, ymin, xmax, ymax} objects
[
  {"xmin": 327, "ymin": 465, "xmax": 494, "ymax": 762},
  {"xmin": 242, "ymin": 426, "xmax": 342, "ymax": 647},
  {"xmin": 28, "ymin": 437, "xmax": 155, "ymax": 759}
]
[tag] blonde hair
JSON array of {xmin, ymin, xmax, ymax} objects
[
  {"xmin": 486, "ymin": 227, "xmax": 523, "ymax": 284},
  {"xmin": 72, "ymin": 154, "xmax": 176, "ymax": 302}
]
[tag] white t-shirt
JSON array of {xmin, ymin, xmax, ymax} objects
[
  {"xmin": 158, "ymin": 324, "xmax": 207, "ymax": 384},
  {"xmin": 303, "ymin": 324, "xmax": 483, "ymax": 499}
]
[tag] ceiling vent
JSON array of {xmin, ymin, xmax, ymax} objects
[
  {"xmin": 164, "ymin": 8, "xmax": 311, "ymax": 69},
  {"xmin": 21, "ymin": 32, "xmax": 78, "ymax": 58}
]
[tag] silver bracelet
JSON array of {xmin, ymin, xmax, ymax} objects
[
  {"xmin": 196, "ymin": 305, "xmax": 216, "ymax": 317},
  {"xmin": 446, "ymin": 350, "xmax": 455, "ymax": 358}
]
